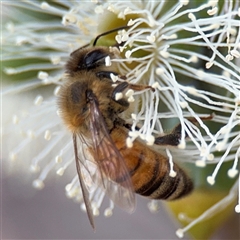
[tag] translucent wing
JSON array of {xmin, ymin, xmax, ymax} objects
[
  {"xmin": 72, "ymin": 133, "xmax": 95, "ymax": 229},
  {"xmin": 86, "ymin": 90, "xmax": 136, "ymax": 213}
]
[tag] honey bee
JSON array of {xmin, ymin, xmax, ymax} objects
[{"xmin": 58, "ymin": 28, "xmax": 193, "ymax": 228}]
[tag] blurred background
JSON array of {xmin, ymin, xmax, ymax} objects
[{"xmin": 2, "ymin": 168, "xmax": 239, "ymax": 239}]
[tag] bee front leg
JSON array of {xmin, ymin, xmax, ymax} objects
[
  {"xmin": 96, "ymin": 71, "xmax": 118, "ymax": 80},
  {"xmin": 154, "ymin": 115, "xmax": 213, "ymax": 146},
  {"xmin": 112, "ymin": 82, "xmax": 154, "ymax": 99}
]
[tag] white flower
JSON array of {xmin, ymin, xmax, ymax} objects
[{"xmin": 2, "ymin": 1, "xmax": 239, "ymax": 238}]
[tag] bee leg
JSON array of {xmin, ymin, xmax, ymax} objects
[
  {"xmin": 154, "ymin": 124, "xmax": 182, "ymax": 146},
  {"xmin": 123, "ymin": 123, "xmax": 141, "ymax": 131},
  {"xmin": 154, "ymin": 114, "xmax": 214, "ymax": 146},
  {"xmin": 112, "ymin": 82, "xmax": 129, "ymax": 96},
  {"xmin": 96, "ymin": 71, "xmax": 118, "ymax": 80},
  {"xmin": 112, "ymin": 82, "xmax": 154, "ymax": 99},
  {"xmin": 128, "ymin": 83, "xmax": 155, "ymax": 92}
]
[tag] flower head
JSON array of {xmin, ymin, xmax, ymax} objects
[{"xmin": 2, "ymin": 1, "xmax": 240, "ymax": 239}]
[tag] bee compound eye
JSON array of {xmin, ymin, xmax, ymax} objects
[{"xmin": 83, "ymin": 49, "xmax": 108, "ymax": 69}]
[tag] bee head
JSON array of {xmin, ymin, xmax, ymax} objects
[{"xmin": 65, "ymin": 47, "xmax": 118, "ymax": 76}]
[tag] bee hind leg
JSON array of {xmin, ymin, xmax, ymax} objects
[
  {"xmin": 154, "ymin": 123, "xmax": 182, "ymax": 146},
  {"xmin": 154, "ymin": 114, "xmax": 214, "ymax": 146}
]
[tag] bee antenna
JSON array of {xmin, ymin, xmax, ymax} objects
[{"xmin": 93, "ymin": 26, "xmax": 130, "ymax": 46}]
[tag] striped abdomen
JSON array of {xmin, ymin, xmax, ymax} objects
[{"xmin": 111, "ymin": 127, "xmax": 193, "ymax": 200}]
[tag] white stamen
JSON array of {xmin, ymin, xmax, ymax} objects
[
  {"xmin": 30, "ymin": 164, "xmax": 40, "ymax": 173},
  {"xmin": 128, "ymin": 19, "xmax": 134, "ymax": 26},
  {"xmin": 56, "ymin": 109, "xmax": 61, "ymax": 116},
  {"xmin": 206, "ymin": 61, "xmax": 213, "ymax": 69},
  {"xmin": 40, "ymin": 2, "xmax": 50, "ymax": 9},
  {"xmin": 129, "ymin": 131, "xmax": 139, "ymax": 138},
  {"xmin": 51, "ymin": 56, "xmax": 61, "ymax": 65},
  {"xmin": 170, "ymin": 170, "xmax": 177, "ymax": 177},
  {"xmin": 126, "ymin": 137, "xmax": 133, "ymax": 148},
  {"xmin": 115, "ymin": 92, "xmax": 123, "ymax": 101},
  {"xmin": 119, "ymin": 46, "xmax": 126, "ymax": 52},
  {"xmin": 207, "ymin": 154, "xmax": 214, "ymax": 161},
  {"xmin": 95, "ymin": 5, "xmax": 104, "ymax": 14},
  {"xmin": 131, "ymin": 113, "xmax": 137, "ymax": 120},
  {"xmin": 146, "ymin": 135, "xmax": 155, "ymax": 146},
  {"xmin": 166, "ymin": 149, "xmax": 176, "ymax": 177},
  {"xmin": 125, "ymin": 89, "xmax": 134, "ymax": 98},
  {"xmin": 155, "ymin": 68, "xmax": 164, "ymax": 75},
  {"xmin": 105, "ymin": 56, "xmax": 111, "ymax": 66},
  {"xmin": 208, "ymin": 0, "xmax": 218, "ymax": 7},
  {"xmin": 188, "ymin": 13, "xmax": 196, "ymax": 21},
  {"xmin": 54, "ymin": 86, "xmax": 61, "ymax": 96},
  {"xmin": 124, "ymin": 7, "xmax": 132, "ymax": 15},
  {"xmin": 56, "ymin": 168, "xmax": 65, "ymax": 176},
  {"xmin": 147, "ymin": 35, "xmax": 156, "ymax": 43},
  {"xmin": 62, "ymin": 14, "xmax": 77, "ymax": 25},
  {"xmin": 160, "ymin": 51, "xmax": 170, "ymax": 58},
  {"xmin": 65, "ymin": 183, "xmax": 72, "ymax": 192},
  {"xmin": 195, "ymin": 160, "xmax": 206, "ymax": 167},
  {"xmin": 147, "ymin": 15, "xmax": 157, "ymax": 27},
  {"xmin": 151, "ymin": 82, "xmax": 160, "ymax": 89},
  {"xmin": 118, "ymin": 11, "xmax": 125, "ymax": 19},
  {"xmin": 228, "ymin": 169, "xmax": 238, "ymax": 178},
  {"xmin": 179, "ymin": 101, "xmax": 188, "ymax": 109},
  {"xmin": 81, "ymin": 203, "xmax": 86, "ymax": 212},
  {"xmin": 176, "ymin": 229, "xmax": 184, "ymax": 238},
  {"xmin": 178, "ymin": 141, "xmax": 186, "ymax": 149},
  {"xmin": 4, "ymin": 68, "xmax": 17, "ymax": 74},
  {"xmin": 32, "ymin": 179, "xmax": 45, "ymax": 189},
  {"xmin": 215, "ymin": 141, "xmax": 225, "ymax": 151},
  {"xmin": 207, "ymin": 7, "xmax": 218, "ymax": 16},
  {"xmin": 207, "ymin": 176, "xmax": 215, "ymax": 185},
  {"xmin": 110, "ymin": 73, "xmax": 118, "ymax": 82},
  {"xmin": 38, "ymin": 71, "xmax": 49, "ymax": 80},
  {"xmin": 104, "ymin": 208, "xmax": 113, "ymax": 217},
  {"xmin": 226, "ymin": 54, "xmax": 234, "ymax": 61},
  {"xmin": 115, "ymin": 34, "xmax": 122, "ymax": 44},
  {"xmin": 125, "ymin": 50, "xmax": 132, "ymax": 58},
  {"xmin": 189, "ymin": 55, "xmax": 198, "ymax": 63},
  {"xmin": 147, "ymin": 200, "xmax": 160, "ymax": 213},
  {"xmin": 127, "ymin": 96, "xmax": 135, "ymax": 102},
  {"xmin": 91, "ymin": 201, "xmax": 100, "ymax": 216},
  {"xmin": 230, "ymin": 50, "xmax": 240, "ymax": 58},
  {"xmin": 16, "ymin": 36, "xmax": 28, "ymax": 45},
  {"xmin": 27, "ymin": 130, "xmax": 35, "ymax": 139},
  {"xmin": 34, "ymin": 95, "xmax": 43, "ymax": 106},
  {"xmin": 44, "ymin": 130, "xmax": 51, "ymax": 141},
  {"xmin": 180, "ymin": 0, "xmax": 189, "ymax": 5},
  {"xmin": 235, "ymin": 205, "xmax": 240, "ymax": 213},
  {"xmin": 55, "ymin": 155, "xmax": 62, "ymax": 163}
]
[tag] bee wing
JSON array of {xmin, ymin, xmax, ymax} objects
[
  {"xmin": 73, "ymin": 133, "xmax": 95, "ymax": 229},
  {"xmin": 87, "ymin": 93, "xmax": 136, "ymax": 213}
]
